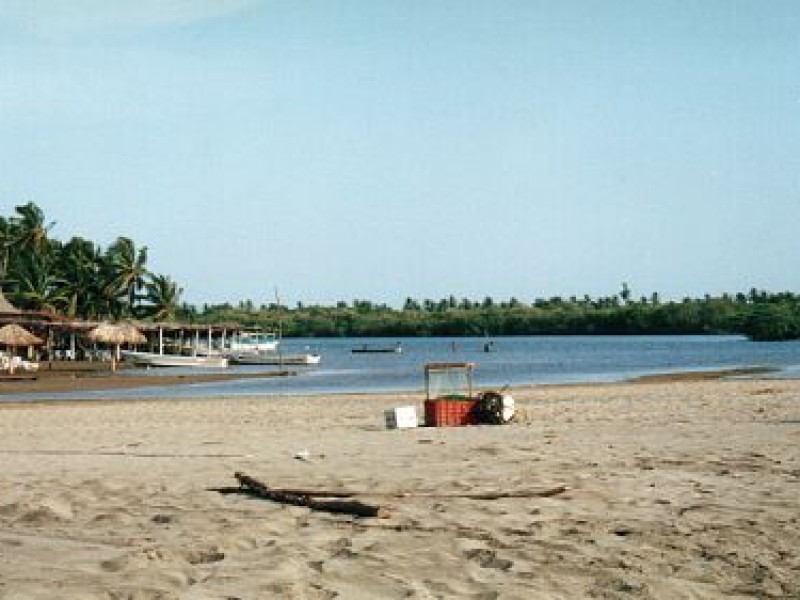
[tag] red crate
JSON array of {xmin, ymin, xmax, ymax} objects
[{"xmin": 424, "ymin": 398, "xmax": 479, "ymax": 427}]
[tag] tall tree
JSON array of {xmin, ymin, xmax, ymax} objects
[
  {"xmin": 10, "ymin": 202, "xmax": 55, "ymax": 256},
  {"xmin": 620, "ymin": 282, "xmax": 631, "ymax": 304},
  {"xmin": 7, "ymin": 251, "xmax": 67, "ymax": 312},
  {"xmin": 142, "ymin": 274, "xmax": 183, "ymax": 321},
  {"xmin": 0, "ymin": 216, "xmax": 15, "ymax": 278},
  {"xmin": 55, "ymin": 237, "xmax": 105, "ymax": 318},
  {"xmin": 105, "ymin": 237, "xmax": 149, "ymax": 317}
]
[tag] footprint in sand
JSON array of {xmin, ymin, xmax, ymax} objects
[
  {"xmin": 151, "ymin": 513, "xmax": 177, "ymax": 524},
  {"xmin": 100, "ymin": 545, "xmax": 224, "ymax": 573},
  {"xmin": 464, "ymin": 548, "xmax": 513, "ymax": 571},
  {"xmin": 17, "ymin": 498, "xmax": 75, "ymax": 524},
  {"xmin": 184, "ymin": 548, "xmax": 225, "ymax": 565},
  {"xmin": 327, "ymin": 537, "xmax": 356, "ymax": 559}
]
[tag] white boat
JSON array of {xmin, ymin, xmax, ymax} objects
[
  {"xmin": 221, "ymin": 329, "xmax": 320, "ymax": 365},
  {"xmin": 224, "ymin": 330, "xmax": 279, "ymax": 354},
  {"xmin": 121, "ymin": 350, "xmax": 229, "ymax": 368},
  {"xmin": 228, "ymin": 352, "xmax": 321, "ymax": 366}
]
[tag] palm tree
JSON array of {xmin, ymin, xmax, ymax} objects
[
  {"xmin": 10, "ymin": 202, "xmax": 55, "ymax": 256},
  {"xmin": 54, "ymin": 237, "xmax": 105, "ymax": 318},
  {"xmin": 0, "ymin": 216, "xmax": 16, "ymax": 279},
  {"xmin": 142, "ymin": 274, "xmax": 183, "ymax": 321},
  {"xmin": 104, "ymin": 237, "xmax": 149, "ymax": 317},
  {"xmin": 3, "ymin": 203, "xmax": 57, "ymax": 304},
  {"xmin": 7, "ymin": 251, "xmax": 68, "ymax": 313}
]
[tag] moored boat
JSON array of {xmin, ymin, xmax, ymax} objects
[
  {"xmin": 228, "ymin": 352, "xmax": 321, "ymax": 366},
  {"xmin": 224, "ymin": 330, "xmax": 279, "ymax": 354},
  {"xmin": 351, "ymin": 342, "xmax": 402, "ymax": 354},
  {"xmin": 121, "ymin": 350, "xmax": 229, "ymax": 368}
]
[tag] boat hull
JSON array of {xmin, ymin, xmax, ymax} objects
[
  {"xmin": 228, "ymin": 353, "xmax": 321, "ymax": 366},
  {"xmin": 121, "ymin": 350, "xmax": 229, "ymax": 368},
  {"xmin": 351, "ymin": 343, "xmax": 402, "ymax": 354}
]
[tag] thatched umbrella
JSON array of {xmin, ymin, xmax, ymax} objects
[
  {"xmin": 87, "ymin": 323, "xmax": 147, "ymax": 371},
  {"xmin": 0, "ymin": 289, "xmax": 21, "ymax": 314},
  {"xmin": 0, "ymin": 323, "xmax": 43, "ymax": 373}
]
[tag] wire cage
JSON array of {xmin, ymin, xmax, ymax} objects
[{"xmin": 424, "ymin": 362, "xmax": 475, "ymax": 400}]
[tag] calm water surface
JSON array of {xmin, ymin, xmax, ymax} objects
[{"xmin": 4, "ymin": 335, "xmax": 800, "ymax": 402}]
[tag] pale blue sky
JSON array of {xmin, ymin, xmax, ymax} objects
[{"xmin": 1, "ymin": 1, "xmax": 798, "ymax": 307}]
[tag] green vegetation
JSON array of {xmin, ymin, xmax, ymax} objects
[
  {"xmin": 1, "ymin": 202, "xmax": 181, "ymax": 320},
  {"xmin": 193, "ymin": 289, "xmax": 800, "ymax": 342},
  {"xmin": 2, "ymin": 203, "xmax": 799, "ymax": 341}
]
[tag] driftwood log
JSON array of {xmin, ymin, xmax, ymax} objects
[
  {"xmin": 440, "ymin": 486, "xmax": 568, "ymax": 500},
  {"xmin": 216, "ymin": 479, "xmax": 567, "ymax": 501},
  {"xmin": 234, "ymin": 472, "xmax": 390, "ymax": 519}
]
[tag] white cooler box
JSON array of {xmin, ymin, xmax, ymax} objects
[{"xmin": 385, "ymin": 406, "xmax": 419, "ymax": 429}]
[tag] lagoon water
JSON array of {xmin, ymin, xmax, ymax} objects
[{"xmin": 4, "ymin": 335, "xmax": 800, "ymax": 402}]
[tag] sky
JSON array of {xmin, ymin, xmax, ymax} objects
[{"xmin": 1, "ymin": 1, "xmax": 798, "ymax": 307}]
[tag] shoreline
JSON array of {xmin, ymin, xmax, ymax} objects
[
  {"xmin": 0, "ymin": 361, "xmax": 295, "ymax": 399},
  {"xmin": 0, "ymin": 363, "xmax": 784, "ymax": 406}
]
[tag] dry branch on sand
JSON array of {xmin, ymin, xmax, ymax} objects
[
  {"xmin": 215, "ymin": 473, "xmax": 568, "ymax": 519},
  {"xmin": 232, "ymin": 472, "xmax": 390, "ymax": 519}
]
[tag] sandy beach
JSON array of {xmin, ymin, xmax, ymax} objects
[{"xmin": 0, "ymin": 377, "xmax": 798, "ymax": 599}]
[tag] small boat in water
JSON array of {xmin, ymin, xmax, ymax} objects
[
  {"xmin": 121, "ymin": 350, "xmax": 229, "ymax": 368},
  {"xmin": 351, "ymin": 342, "xmax": 403, "ymax": 354},
  {"xmin": 228, "ymin": 352, "xmax": 321, "ymax": 366}
]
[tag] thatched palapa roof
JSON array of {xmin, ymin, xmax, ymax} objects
[
  {"xmin": 87, "ymin": 323, "xmax": 147, "ymax": 345},
  {"xmin": 0, "ymin": 323, "xmax": 43, "ymax": 346},
  {"xmin": 0, "ymin": 289, "xmax": 21, "ymax": 314}
]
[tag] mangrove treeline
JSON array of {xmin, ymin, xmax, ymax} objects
[
  {"xmin": 2, "ymin": 203, "xmax": 798, "ymax": 341},
  {"xmin": 192, "ymin": 290, "xmax": 800, "ymax": 342}
]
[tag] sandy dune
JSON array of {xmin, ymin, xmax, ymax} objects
[{"xmin": 0, "ymin": 379, "xmax": 798, "ymax": 599}]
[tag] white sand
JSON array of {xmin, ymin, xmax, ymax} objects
[{"xmin": 0, "ymin": 379, "xmax": 798, "ymax": 599}]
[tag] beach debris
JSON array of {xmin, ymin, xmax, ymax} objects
[
  {"xmin": 384, "ymin": 405, "xmax": 418, "ymax": 429},
  {"xmin": 426, "ymin": 486, "xmax": 568, "ymax": 500},
  {"xmin": 293, "ymin": 448, "xmax": 311, "ymax": 461},
  {"xmin": 213, "ymin": 477, "xmax": 567, "ymax": 503},
  {"xmin": 232, "ymin": 472, "xmax": 390, "ymax": 519}
]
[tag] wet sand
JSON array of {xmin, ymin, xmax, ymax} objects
[
  {"xmin": 0, "ymin": 361, "xmax": 292, "ymax": 397},
  {"xmin": 0, "ymin": 375, "xmax": 798, "ymax": 598}
]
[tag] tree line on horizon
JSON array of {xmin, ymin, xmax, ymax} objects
[
  {"xmin": 2, "ymin": 202, "xmax": 799, "ymax": 341},
  {"xmin": 191, "ymin": 287, "xmax": 800, "ymax": 342}
]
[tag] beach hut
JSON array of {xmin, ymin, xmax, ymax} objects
[
  {"xmin": 87, "ymin": 323, "xmax": 146, "ymax": 371},
  {"xmin": 0, "ymin": 323, "xmax": 43, "ymax": 373}
]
